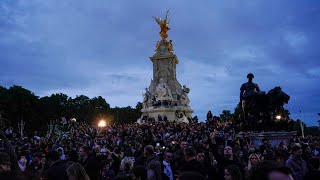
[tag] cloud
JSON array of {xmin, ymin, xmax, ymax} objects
[
  {"xmin": 0, "ymin": 0, "xmax": 319, "ymax": 125},
  {"xmin": 37, "ymin": 63, "xmax": 153, "ymax": 107}
]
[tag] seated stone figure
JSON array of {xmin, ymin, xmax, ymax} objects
[{"xmin": 155, "ymin": 78, "xmax": 173, "ymax": 101}]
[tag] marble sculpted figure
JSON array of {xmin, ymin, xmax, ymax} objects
[
  {"xmin": 180, "ymin": 85, "xmax": 190, "ymax": 106},
  {"xmin": 142, "ymin": 88, "xmax": 151, "ymax": 108},
  {"xmin": 155, "ymin": 78, "xmax": 173, "ymax": 101}
]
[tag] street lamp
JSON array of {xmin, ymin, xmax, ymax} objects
[
  {"xmin": 98, "ymin": 120, "xmax": 106, "ymax": 127},
  {"xmin": 97, "ymin": 119, "xmax": 107, "ymax": 135},
  {"xmin": 276, "ymin": 115, "xmax": 281, "ymax": 120}
]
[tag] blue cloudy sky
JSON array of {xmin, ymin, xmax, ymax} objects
[{"xmin": 0, "ymin": 0, "xmax": 319, "ymax": 125}]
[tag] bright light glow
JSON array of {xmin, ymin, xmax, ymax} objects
[
  {"xmin": 98, "ymin": 120, "xmax": 106, "ymax": 127},
  {"xmin": 70, "ymin": 118, "xmax": 76, "ymax": 122},
  {"xmin": 276, "ymin": 115, "xmax": 281, "ymax": 120}
]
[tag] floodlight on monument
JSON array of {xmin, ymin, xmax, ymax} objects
[
  {"xmin": 276, "ymin": 115, "xmax": 281, "ymax": 120},
  {"xmin": 98, "ymin": 120, "xmax": 106, "ymax": 127}
]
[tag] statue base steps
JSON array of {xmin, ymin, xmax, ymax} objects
[
  {"xmin": 236, "ymin": 131, "xmax": 297, "ymax": 147},
  {"xmin": 138, "ymin": 106, "xmax": 193, "ymax": 123}
]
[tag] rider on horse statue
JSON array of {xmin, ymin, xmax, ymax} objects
[
  {"xmin": 240, "ymin": 73, "xmax": 265, "ymax": 109},
  {"xmin": 239, "ymin": 73, "xmax": 291, "ymax": 131}
]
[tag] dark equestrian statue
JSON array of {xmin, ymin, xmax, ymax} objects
[{"xmin": 240, "ymin": 73, "xmax": 290, "ymax": 131}]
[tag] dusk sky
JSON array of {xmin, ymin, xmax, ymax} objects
[{"xmin": 0, "ymin": 0, "xmax": 319, "ymax": 126}]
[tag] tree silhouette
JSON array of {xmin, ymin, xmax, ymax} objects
[
  {"xmin": 0, "ymin": 85, "xmax": 141, "ymax": 133},
  {"xmin": 220, "ymin": 110, "xmax": 233, "ymax": 121}
]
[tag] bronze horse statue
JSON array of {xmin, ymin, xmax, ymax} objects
[{"xmin": 241, "ymin": 86, "xmax": 290, "ymax": 131}]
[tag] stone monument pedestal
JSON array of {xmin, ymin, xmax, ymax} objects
[
  {"xmin": 236, "ymin": 131, "xmax": 297, "ymax": 147},
  {"xmin": 140, "ymin": 106, "xmax": 193, "ymax": 123}
]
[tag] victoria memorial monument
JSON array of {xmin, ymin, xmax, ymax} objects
[{"xmin": 137, "ymin": 12, "xmax": 193, "ymax": 124}]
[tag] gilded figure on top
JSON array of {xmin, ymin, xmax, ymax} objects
[
  {"xmin": 153, "ymin": 11, "xmax": 174, "ymax": 53},
  {"xmin": 153, "ymin": 10, "xmax": 170, "ymax": 41}
]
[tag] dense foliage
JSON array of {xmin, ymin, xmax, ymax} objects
[{"xmin": 0, "ymin": 86, "xmax": 141, "ymax": 132}]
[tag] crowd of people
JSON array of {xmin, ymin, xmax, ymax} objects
[{"xmin": 1, "ymin": 118, "xmax": 320, "ymax": 180}]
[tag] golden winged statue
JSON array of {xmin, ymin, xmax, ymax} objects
[
  {"xmin": 153, "ymin": 10, "xmax": 170, "ymax": 41},
  {"xmin": 153, "ymin": 11, "xmax": 174, "ymax": 52}
]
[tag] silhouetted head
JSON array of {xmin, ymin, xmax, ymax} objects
[
  {"xmin": 308, "ymin": 157, "xmax": 320, "ymax": 171},
  {"xmin": 250, "ymin": 161, "xmax": 293, "ymax": 180},
  {"xmin": 291, "ymin": 144, "xmax": 303, "ymax": 158},
  {"xmin": 0, "ymin": 152, "xmax": 11, "ymax": 174},
  {"xmin": 179, "ymin": 172, "xmax": 206, "ymax": 180},
  {"xmin": 224, "ymin": 165, "xmax": 242, "ymax": 180},
  {"xmin": 247, "ymin": 73, "xmax": 254, "ymax": 79},
  {"xmin": 143, "ymin": 145, "xmax": 154, "ymax": 158},
  {"xmin": 184, "ymin": 146, "xmax": 196, "ymax": 162},
  {"xmin": 132, "ymin": 165, "xmax": 147, "ymax": 180}
]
